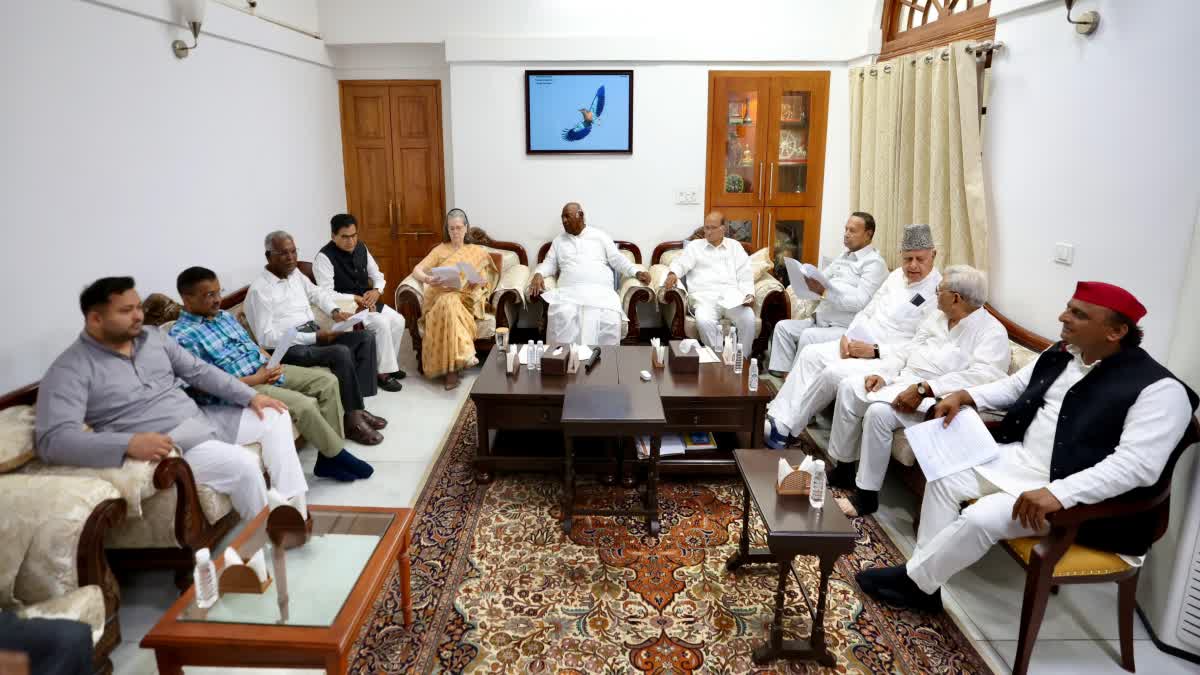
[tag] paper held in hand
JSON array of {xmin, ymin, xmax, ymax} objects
[
  {"xmin": 784, "ymin": 258, "xmax": 831, "ymax": 300},
  {"xmin": 844, "ymin": 321, "xmax": 878, "ymax": 345},
  {"xmin": 331, "ymin": 309, "xmax": 369, "ymax": 332},
  {"xmin": 866, "ymin": 382, "xmax": 937, "ymax": 414},
  {"xmin": 902, "ymin": 407, "xmax": 1001, "ymax": 482},
  {"xmin": 265, "ymin": 326, "xmax": 300, "ymax": 370},
  {"xmin": 430, "ymin": 262, "xmax": 484, "ymax": 290}
]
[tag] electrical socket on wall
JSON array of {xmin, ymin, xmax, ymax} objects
[
  {"xmin": 674, "ymin": 189, "xmax": 699, "ymax": 205},
  {"xmin": 1053, "ymin": 242, "xmax": 1074, "ymax": 266}
]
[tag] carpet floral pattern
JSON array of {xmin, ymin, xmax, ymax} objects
[{"xmin": 349, "ymin": 404, "xmax": 988, "ymax": 673}]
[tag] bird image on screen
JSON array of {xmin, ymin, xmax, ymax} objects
[{"xmin": 561, "ymin": 86, "xmax": 605, "ymax": 142}]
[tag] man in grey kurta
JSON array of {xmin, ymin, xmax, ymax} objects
[{"xmin": 35, "ymin": 277, "xmax": 308, "ymax": 519}]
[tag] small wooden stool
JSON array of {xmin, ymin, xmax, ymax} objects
[{"xmin": 560, "ymin": 384, "xmax": 666, "ymax": 535}]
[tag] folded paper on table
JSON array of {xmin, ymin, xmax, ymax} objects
[
  {"xmin": 266, "ymin": 326, "xmax": 300, "ymax": 370},
  {"xmin": 697, "ymin": 346, "xmax": 720, "ymax": 364},
  {"xmin": 331, "ymin": 309, "xmax": 369, "ymax": 332},
  {"xmin": 866, "ymin": 383, "xmax": 936, "ymax": 414},
  {"xmin": 636, "ymin": 434, "xmax": 686, "ymax": 458},
  {"xmin": 903, "ymin": 408, "xmax": 1000, "ymax": 482},
  {"xmin": 844, "ymin": 322, "xmax": 878, "ymax": 345},
  {"xmin": 784, "ymin": 258, "xmax": 830, "ymax": 300}
]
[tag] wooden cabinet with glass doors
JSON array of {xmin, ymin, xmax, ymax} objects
[{"xmin": 705, "ymin": 71, "xmax": 829, "ymax": 275}]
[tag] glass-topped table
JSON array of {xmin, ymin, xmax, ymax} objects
[{"xmin": 142, "ymin": 505, "xmax": 413, "ymax": 674}]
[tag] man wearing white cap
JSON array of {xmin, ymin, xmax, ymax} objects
[{"xmin": 766, "ymin": 223, "xmax": 942, "ymax": 448}]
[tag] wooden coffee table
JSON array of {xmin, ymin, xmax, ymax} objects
[
  {"xmin": 470, "ymin": 345, "xmax": 775, "ymax": 482},
  {"xmin": 725, "ymin": 449, "xmax": 857, "ymax": 665},
  {"xmin": 141, "ymin": 505, "xmax": 413, "ymax": 674}
]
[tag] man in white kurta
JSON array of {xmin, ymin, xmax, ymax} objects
[
  {"xmin": 765, "ymin": 224, "xmax": 941, "ymax": 447},
  {"xmin": 855, "ymin": 283, "xmax": 1196, "ymax": 612},
  {"xmin": 529, "ymin": 203, "xmax": 651, "ymax": 345},
  {"xmin": 314, "ymin": 213, "xmax": 406, "ymax": 391},
  {"xmin": 827, "ymin": 265, "xmax": 1010, "ymax": 517},
  {"xmin": 768, "ymin": 212, "xmax": 888, "ymax": 374},
  {"xmin": 663, "ymin": 212, "xmax": 755, "ymax": 350}
]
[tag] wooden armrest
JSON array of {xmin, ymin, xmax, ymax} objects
[{"xmin": 1046, "ymin": 493, "xmax": 1168, "ymax": 527}]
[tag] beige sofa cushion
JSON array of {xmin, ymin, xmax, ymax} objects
[
  {"xmin": 17, "ymin": 585, "xmax": 106, "ymax": 645},
  {"xmin": 481, "ymin": 246, "xmax": 519, "ymax": 272},
  {"xmin": 1010, "ymin": 342, "xmax": 1039, "ymax": 374},
  {"xmin": 0, "ymin": 405, "xmax": 36, "ymax": 473}
]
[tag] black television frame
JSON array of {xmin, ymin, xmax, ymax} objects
[{"xmin": 524, "ymin": 69, "xmax": 634, "ymax": 155}]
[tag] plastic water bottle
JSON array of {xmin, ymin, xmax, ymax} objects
[
  {"xmin": 748, "ymin": 358, "xmax": 759, "ymax": 392},
  {"xmin": 193, "ymin": 547, "xmax": 219, "ymax": 609},
  {"xmin": 534, "ymin": 340, "xmax": 544, "ymax": 371},
  {"xmin": 734, "ymin": 343, "xmax": 744, "ymax": 374},
  {"xmin": 526, "ymin": 340, "xmax": 535, "ymax": 371},
  {"xmin": 809, "ymin": 459, "xmax": 827, "ymax": 509}
]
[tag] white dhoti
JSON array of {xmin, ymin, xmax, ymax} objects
[
  {"xmin": 905, "ymin": 462, "xmax": 1045, "ymax": 594},
  {"xmin": 827, "ymin": 377, "xmax": 924, "ymax": 491},
  {"xmin": 690, "ymin": 293, "xmax": 755, "ymax": 351},
  {"xmin": 544, "ymin": 283, "xmax": 625, "ymax": 346},
  {"xmin": 185, "ymin": 408, "xmax": 308, "ymax": 519},
  {"xmin": 766, "ymin": 340, "xmax": 881, "ymax": 436},
  {"xmin": 767, "ymin": 318, "xmax": 846, "ymax": 374},
  {"xmin": 363, "ymin": 304, "xmax": 406, "ymax": 374}
]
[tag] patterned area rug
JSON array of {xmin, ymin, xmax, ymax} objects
[{"xmin": 349, "ymin": 403, "xmax": 989, "ymax": 673}]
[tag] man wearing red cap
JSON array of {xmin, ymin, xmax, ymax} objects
[{"xmin": 856, "ymin": 282, "xmax": 1198, "ymax": 612}]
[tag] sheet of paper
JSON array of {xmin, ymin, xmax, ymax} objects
[
  {"xmin": 697, "ymin": 346, "xmax": 720, "ymax": 363},
  {"xmin": 719, "ymin": 290, "xmax": 747, "ymax": 310},
  {"xmin": 866, "ymin": 383, "xmax": 937, "ymax": 414},
  {"xmin": 784, "ymin": 258, "xmax": 820, "ymax": 300},
  {"xmin": 572, "ymin": 345, "xmax": 594, "ymax": 362},
  {"xmin": 265, "ymin": 326, "xmax": 299, "ymax": 370},
  {"xmin": 538, "ymin": 289, "xmax": 563, "ymax": 305},
  {"xmin": 457, "ymin": 261, "xmax": 483, "ymax": 285},
  {"xmin": 844, "ymin": 322, "xmax": 877, "ymax": 345},
  {"xmin": 429, "ymin": 266, "xmax": 463, "ymax": 290},
  {"xmin": 777, "ymin": 458, "xmax": 793, "ymax": 486},
  {"xmin": 331, "ymin": 309, "xmax": 369, "ymax": 332},
  {"xmin": 902, "ymin": 407, "xmax": 1000, "ymax": 482},
  {"xmin": 168, "ymin": 417, "xmax": 213, "ymax": 452},
  {"xmin": 800, "ymin": 262, "xmax": 831, "ymax": 289}
]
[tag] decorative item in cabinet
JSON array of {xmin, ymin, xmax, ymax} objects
[
  {"xmin": 779, "ymin": 129, "xmax": 807, "ymax": 161},
  {"xmin": 725, "ymin": 174, "xmax": 745, "ymax": 193}
]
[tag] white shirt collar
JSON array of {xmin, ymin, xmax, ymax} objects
[
  {"xmin": 1066, "ymin": 344, "xmax": 1102, "ymax": 371},
  {"xmin": 703, "ymin": 238, "xmax": 729, "ymax": 251}
]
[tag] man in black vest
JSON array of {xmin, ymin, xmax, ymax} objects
[
  {"xmin": 314, "ymin": 214, "xmax": 406, "ymax": 392},
  {"xmin": 856, "ymin": 282, "xmax": 1197, "ymax": 612}
]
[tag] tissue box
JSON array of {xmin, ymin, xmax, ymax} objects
[
  {"xmin": 668, "ymin": 340, "xmax": 699, "ymax": 374},
  {"xmin": 540, "ymin": 343, "xmax": 571, "ymax": 375}
]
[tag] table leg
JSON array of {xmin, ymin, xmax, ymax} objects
[
  {"xmin": 725, "ymin": 483, "xmax": 753, "ymax": 571},
  {"xmin": 154, "ymin": 649, "xmax": 184, "ymax": 675},
  {"xmin": 646, "ymin": 434, "xmax": 661, "ymax": 536},
  {"xmin": 399, "ymin": 529, "xmax": 413, "ymax": 627},
  {"xmin": 561, "ymin": 434, "xmax": 575, "ymax": 534},
  {"xmin": 474, "ymin": 403, "xmax": 493, "ymax": 484},
  {"xmin": 751, "ymin": 555, "xmax": 795, "ymax": 665},
  {"xmin": 809, "ymin": 552, "xmax": 838, "ymax": 665},
  {"xmin": 750, "ymin": 401, "xmax": 765, "ymax": 448}
]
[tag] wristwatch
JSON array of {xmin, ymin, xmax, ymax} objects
[
  {"xmin": 872, "ymin": 344, "xmax": 880, "ymax": 359},
  {"xmin": 916, "ymin": 382, "xmax": 930, "ymax": 397}
]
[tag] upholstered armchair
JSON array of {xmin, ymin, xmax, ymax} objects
[
  {"xmin": 648, "ymin": 235, "xmax": 789, "ymax": 359},
  {"xmin": 532, "ymin": 240, "xmax": 653, "ymax": 344},
  {"xmin": 0, "ymin": 469, "xmax": 127, "ymax": 675},
  {"xmin": 394, "ymin": 228, "xmax": 531, "ymax": 375}
]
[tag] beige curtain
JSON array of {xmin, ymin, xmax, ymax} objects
[{"xmin": 849, "ymin": 41, "xmax": 989, "ymax": 271}]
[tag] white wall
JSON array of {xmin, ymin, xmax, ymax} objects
[
  {"xmin": 447, "ymin": 63, "xmax": 851, "ymax": 266},
  {"xmin": 0, "ymin": 0, "xmax": 346, "ymax": 392},
  {"xmin": 984, "ymin": 0, "xmax": 1200, "ymax": 358}
]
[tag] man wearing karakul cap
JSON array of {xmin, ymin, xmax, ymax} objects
[{"xmin": 856, "ymin": 282, "xmax": 1199, "ymax": 612}]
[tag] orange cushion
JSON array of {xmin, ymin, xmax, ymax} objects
[{"xmin": 1003, "ymin": 537, "xmax": 1132, "ymax": 577}]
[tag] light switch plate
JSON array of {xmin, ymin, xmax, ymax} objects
[
  {"xmin": 1054, "ymin": 242, "xmax": 1074, "ymax": 265},
  {"xmin": 674, "ymin": 189, "xmax": 699, "ymax": 205}
]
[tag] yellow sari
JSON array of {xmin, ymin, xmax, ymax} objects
[{"xmin": 418, "ymin": 243, "xmax": 499, "ymax": 377}]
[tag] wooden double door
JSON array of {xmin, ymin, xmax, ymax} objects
[{"xmin": 338, "ymin": 81, "xmax": 446, "ymax": 303}]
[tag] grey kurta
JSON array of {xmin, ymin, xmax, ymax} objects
[{"xmin": 35, "ymin": 329, "xmax": 256, "ymax": 468}]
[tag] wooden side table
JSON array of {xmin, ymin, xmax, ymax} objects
[
  {"xmin": 561, "ymin": 384, "xmax": 666, "ymax": 535},
  {"xmin": 725, "ymin": 449, "xmax": 857, "ymax": 665}
]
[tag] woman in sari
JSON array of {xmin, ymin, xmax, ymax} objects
[{"xmin": 412, "ymin": 208, "xmax": 499, "ymax": 389}]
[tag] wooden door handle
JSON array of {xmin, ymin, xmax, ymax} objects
[
  {"xmin": 692, "ymin": 415, "xmax": 700, "ymax": 425},
  {"xmin": 769, "ymin": 162, "xmax": 775, "ymax": 198},
  {"xmin": 757, "ymin": 162, "xmax": 764, "ymax": 201}
]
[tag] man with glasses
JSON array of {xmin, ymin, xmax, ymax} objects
[
  {"xmin": 313, "ymin": 213, "xmax": 406, "ymax": 392},
  {"xmin": 662, "ymin": 211, "xmax": 756, "ymax": 350},
  {"xmin": 244, "ymin": 231, "xmax": 387, "ymax": 446},
  {"xmin": 825, "ymin": 265, "xmax": 1010, "ymax": 517}
]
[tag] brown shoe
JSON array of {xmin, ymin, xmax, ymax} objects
[
  {"xmin": 444, "ymin": 371, "xmax": 460, "ymax": 390},
  {"xmin": 344, "ymin": 412, "xmax": 383, "ymax": 445},
  {"xmin": 358, "ymin": 410, "xmax": 388, "ymax": 430}
]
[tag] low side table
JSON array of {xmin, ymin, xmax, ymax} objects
[
  {"xmin": 725, "ymin": 449, "xmax": 857, "ymax": 665},
  {"xmin": 561, "ymin": 384, "xmax": 666, "ymax": 535}
]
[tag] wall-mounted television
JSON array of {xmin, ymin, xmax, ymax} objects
[{"xmin": 525, "ymin": 70, "xmax": 633, "ymax": 154}]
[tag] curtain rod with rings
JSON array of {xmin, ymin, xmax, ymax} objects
[{"xmin": 863, "ymin": 41, "xmax": 1006, "ymax": 76}]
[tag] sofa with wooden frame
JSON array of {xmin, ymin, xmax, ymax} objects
[
  {"xmin": 647, "ymin": 234, "xmax": 790, "ymax": 360},
  {"xmin": 393, "ymin": 228, "xmax": 531, "ymax": 374},
  {"xmin": 531, "ymin": 239, "xmax": 653, "ymax": 344}
]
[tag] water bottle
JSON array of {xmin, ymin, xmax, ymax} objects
[
  {"xmin": 734, "ymin": 343, "xmax": 744, "ymax": 374},
  {"xmin": 808, "ymin": 459, "xmax": 827, "ymax": 509},
  {"xmin": 534, "ymin": 340, "xmax": 544, "ymax": 371},
  {"xmin": 526, "ymin": 340, "xmax": 535, "ymax": 371},
  {"xmin": 748, "ymin": 358, "xmax": 759, "ymax": 392},
  {"xmin": 193, "ymin": 547, "xmax": 219, "ymax": 609}
]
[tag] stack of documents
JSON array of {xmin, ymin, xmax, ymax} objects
[
  {"xmin": 784, "ymin": 258, "xmax": 832, "ymax": 300},
  {"xmin": 902, "ymin": 408, "xmax": 1000, "ymax": 481}
]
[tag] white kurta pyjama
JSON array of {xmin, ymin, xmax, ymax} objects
[
  {"xmin": 536, "ymin": 227, "xmax": 636, "ymax": 346},
  {"xmin": 668, "ymin": 237, "xmax": 756, "ymax": 350},
  {"xmin": 314, "ymin": 249, "xmax": 407, "ymax": 374}
]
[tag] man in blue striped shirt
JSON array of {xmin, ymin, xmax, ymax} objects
[{"xmin": 170, "ymin": 267, "xmax": 374, "ymax": 482}]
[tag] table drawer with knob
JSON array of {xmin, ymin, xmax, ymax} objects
[
  {"xmin": 489, "ymin": 404, "xmax": 561, "ymax": 429},
  {"xmin": 665, "ymin": 407, "xmax": 748, "ymax": 430}
]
